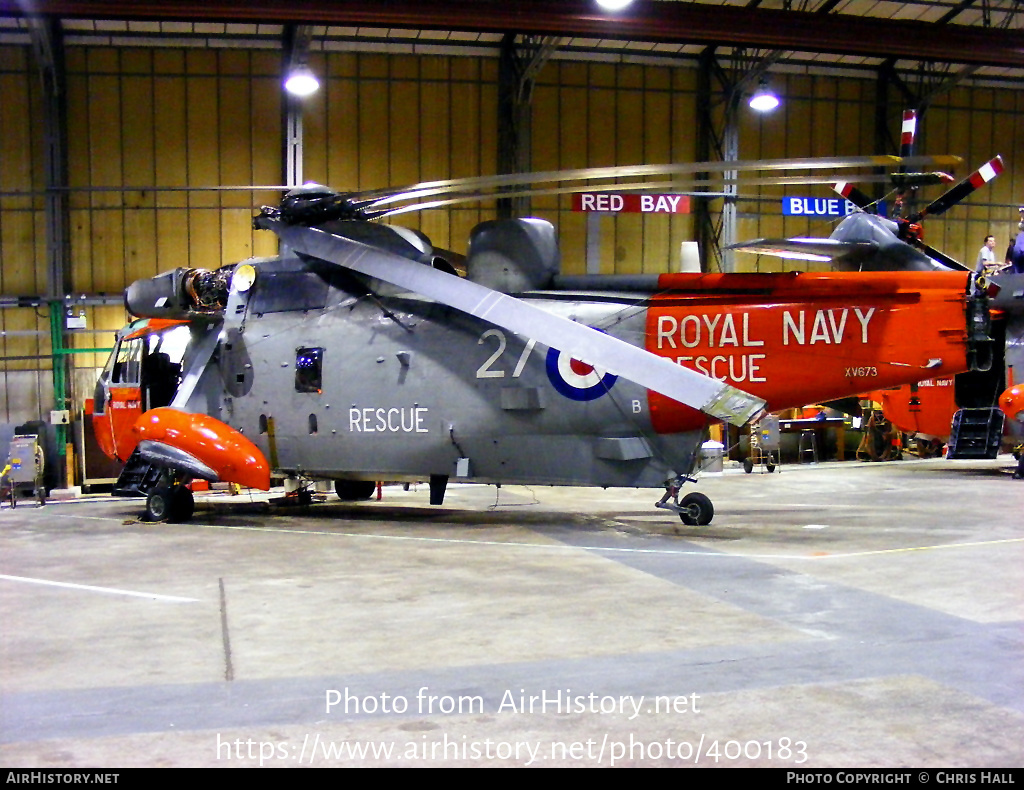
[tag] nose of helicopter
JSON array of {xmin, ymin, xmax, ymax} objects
[{"xmin": 132, "ymin": 408, "xmax": 271, "ymax": 491}]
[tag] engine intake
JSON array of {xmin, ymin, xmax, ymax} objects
[{"xmin": 125, "ymin": 267, "xmax": 231, "ymax": 319}]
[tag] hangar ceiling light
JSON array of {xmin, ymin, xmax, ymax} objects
[
  {"xmin": 749, "ymin": 80, "xmax": 780, "ymax": 113},
  {"xmin": 284, "ymin": 63, "xmax": 320, "ymax": 96}
]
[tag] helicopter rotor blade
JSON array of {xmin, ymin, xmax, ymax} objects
[
  {"xmin": 910, "ymin": 155, "xmax": 1003, "ymax": 222},
  {"xmin": 356, "ymin": 154, "xmax": 961, "ymax": 214},
  {"xmin": 259, "ymin": 218, "xmax": 767, "ymax": 426},
  {"xmin": 728, "ymin": 237, "xmax": 877, "ymax": 263},
  {"xmin": 375, "ymin": 174, "xmax": 898, "ymax": 218},
  {"xmin": 373, "ymin": 181, "xmax": 732, "ymax": 218}
]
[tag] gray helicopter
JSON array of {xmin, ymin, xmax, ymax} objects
[{"xmin": 91, "ymin": 158, "xmax": 998, "ymax": 523}]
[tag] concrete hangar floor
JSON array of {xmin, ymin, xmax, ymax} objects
[{"xmin": 1, "ymin": 457, "xmax": 1022, "ymax": 768}]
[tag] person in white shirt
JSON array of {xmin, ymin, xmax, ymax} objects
[{"xmin": 975, "ymin": 234, "xmax": 997, "ymax": 275}]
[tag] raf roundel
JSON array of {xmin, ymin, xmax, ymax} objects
[{"xmin": 545, "ymin": 346, "xmax": 618, "ymax": 401}]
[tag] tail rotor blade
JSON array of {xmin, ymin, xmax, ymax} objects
[
  {"xmin": 834, "ymin": 181, "xmax": 876, "ymax": 212},
  {"xmin": 911, "ymin": 156, "xmax": 1004, "ymax": 221},
  {"xmin": 917, "ymin": 241, "xmax": 971, "ymax": 272},
  {"xmin": 899, "ymin": 110, "xmax": 918, "ymax": 162}
]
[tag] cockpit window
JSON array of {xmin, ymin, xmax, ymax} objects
[
  {"xmin": 111, "ymin": 337, "xmax": 143, "ymax": 384},
  {"xmin": 295, "ymin": 347, "xmax": 324, "ymax": 393},
  {"xmin": 148, "ymin": 325, "xmax": 191, "ymax": 363}
]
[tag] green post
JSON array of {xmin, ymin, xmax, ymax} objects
[{"xmin": 49, "ymin": 300, "xmax": 67, "ymax": 464}]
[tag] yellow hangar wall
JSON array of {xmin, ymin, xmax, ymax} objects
[
  {"xmin": 1, "ymin": 46, "xmax": 51, "ymax": 427},
  {"xmin": 530, "ymin": 62, "xmax": 698, "ymax": 276},
  {"xmin": 2, "ymin": 42, "xmax": 1024, "ymax": 430},
  {"xmin": 301, "ymin": 52, "xmax": 499, "ymax": 259}
]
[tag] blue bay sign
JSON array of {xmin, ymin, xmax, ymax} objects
[{"xmin": 783, "ymin": 197, "xmax": 861, "ymax": 217}]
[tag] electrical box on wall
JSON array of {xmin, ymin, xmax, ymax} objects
[{"xmin": 50, "ymin": 410, "xmax": 70, "ymax": 425}]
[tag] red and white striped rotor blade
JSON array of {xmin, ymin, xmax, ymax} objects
[
  {"xmin": 912, "ymin": 155, "xmax": 1003, "ymax": 221},
  {"xmin": 899, "ymin": 110, "xmax": 918, "ymax": 162},
  {"xmin": 833, "ymin": 180, "xmax": 876, "ymax": 211}
]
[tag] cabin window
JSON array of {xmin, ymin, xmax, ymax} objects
[
  {"xmin": 308, "ymin": 414, "xmax": 318, "ymax": 434},
  {"xmin": 249, "ymin": 271, "xmax": 329, "ymax": 314},
  {"xmin": 259, "ymin": 414, "xmax": 268, "ymax": 434},
  {"xmin": 295, "ymin": 347, "xmax": 324, "ymax": 393}
]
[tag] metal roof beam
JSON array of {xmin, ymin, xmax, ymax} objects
[
  {"xmin": 936, "ymin": 0, "xmax": 982, "ymax": 25},
  {"xmin": 3, "ymin": 0, "xmax": 1023, "ymax": 68}
]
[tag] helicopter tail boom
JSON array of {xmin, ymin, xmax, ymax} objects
[{"xmin": 262, "ymin": 218, "xmax": 768, "ymax": 427}]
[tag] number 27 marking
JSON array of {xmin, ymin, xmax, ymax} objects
[{"xmin": 476, "ymin": 329, "xmax": 537, "ymax": 379}]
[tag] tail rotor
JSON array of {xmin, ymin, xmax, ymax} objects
[{"xmin": 831, "ymin": 107, "xmax": 1003, "ymax": 271}]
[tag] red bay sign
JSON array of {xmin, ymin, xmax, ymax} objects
[{"xmin": 572, "ymin": 193, "xmax": 692, "ymax": 214}]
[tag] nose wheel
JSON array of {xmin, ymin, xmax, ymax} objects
[
  {"xmin": 145, "ymin": 485, "xmax": 195, "ymax": 523},
  {"xmin": 677, "ymin": 492, "xmax": 714, "ymax": 526}
]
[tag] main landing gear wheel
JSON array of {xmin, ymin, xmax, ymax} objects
[
  {"xmin": 678, "ymin": 492, "xmax": 714, "ymax": 526},
  {"xmin": 145, "ymin": 486, "xmax": 195, "ymax": 523},
  {"xmin": 172, "ymin": 486, "xmax": 195, "ymax": 521},
  {"xmin": 335, "ymin": 479, "xmax": 377, "ymax": 501}
]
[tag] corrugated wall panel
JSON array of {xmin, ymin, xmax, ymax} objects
[
  {"xmin": 64, "ymin": 46, "xmax": 284, "ymax": 287},
  {"xmin": 0, "ymin": 62, "xmax": 45, "ymax": 299},
  {"xmin": 0, "ymin": 45, "xmax": 50, "ymax": 424},
  {"xmin": 668, "ymin": 70, "xmax": 698, "ymax": 274},
  {"xmin": 301, "ymin": 53, "xmax": 500, "ymax": 259},
  {"xmin": 251, "ymin": 66, "xmax": 283, "ymax": 260},
  {"xmin": 615, "ymin": 85, "xmax": 646, "ymax": 274},
  {"xmin": 317, "ymin": 54, "xmax": 356, "ymax": 188},
  {"xmin": 642, "ymin": 81, "xmax": 672, "ymax": 275},
  {"xmin": 417, "ymin": 73, "xmax": 453, "ymax": 251},
  {"xmin": 356, "ymin": 55, "xmax": 391, "ymax": 192},
  {"xmin": 390, "ymin": 73, "xmax": 422, "ymax": 189},
  {"xmin": 530, "ymin": 61, "xmax": 706, "ymax": 275},
  {"xmin": 5, "ymin": 45, "xmax": 286, "ymax": 429},
  {"xmin": 153, "ymin": 74, "xmax": 189, "ymax": 204}
]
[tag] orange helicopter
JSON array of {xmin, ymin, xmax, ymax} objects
[{"xmin": 731, "ymin": 111, "xmax": 1022, "ymax": 472}]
